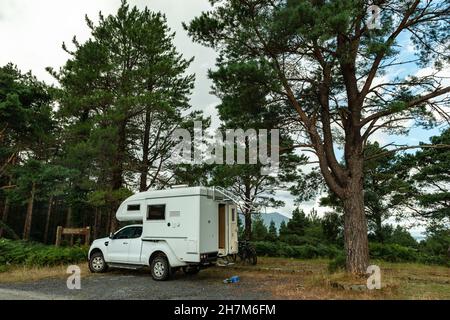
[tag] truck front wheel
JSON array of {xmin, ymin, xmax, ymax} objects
[
  {"xmin": 150, "ymin": 254, "xmax": 171, "ymax": 281},
  {"xmin": 89, "ymin": 252, "xmax": 108, "ymax": 273}
]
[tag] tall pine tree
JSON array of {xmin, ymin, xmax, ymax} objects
[{"xmin": 49, "ymin": 1, "xmax": 196, "ymax": 232}]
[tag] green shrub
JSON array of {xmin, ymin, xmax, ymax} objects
[
  {"xmin": 418, "ymin": 254, "xmax": 449, "ymax": 266},
  {"xmin": 328, "ymin": 255, "xmax": 346, "ymax": 273},
  {"xmin": 418, "ymin": 231, "xmax": 450, "ymax": 257},
  {"xmin": 0, "ymin": 239, "xmax": 89, "ymax": 267},
  {"xmin": 279, "ymin": 234, "xmax": 326, "ymax": 246},
  {"xmin": 253, "ymin": 241, "xmax": 343, "ymax": 259},
  {"xmin": 369, "ymin": 242, "xmax": 419, "ymax": 262},
  {"xmin": 253, "ymin": 241, "xmax": 279, "ymax": 257},
  {"xmin": 279, "ymin": 234, "xmax": 304, "ymax": 245},
  {"xmin": 0, "ymin": 265, "xmax": 10, "ymax": 273},
  {"xmin": 368, "ymin": 242, "xmax": 449, "ymax": 266},
  {"xmin": 252, "ymin": 240, "xmax": 448, "ymax": 266}
]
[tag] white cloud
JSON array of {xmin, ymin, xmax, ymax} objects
[
  {"xmin": 0, "ymin": 0, "xmax": 219, "ymax": 113},
  {"xmin": 0, "ymin": 0, "xmax": 122, "ymax": 84}
]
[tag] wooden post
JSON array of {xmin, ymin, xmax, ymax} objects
[
  {"xmin": 55, "ymin": 226, "xmax": 63, "ymax": 246},
  {"xmin": 85, "ymin": 226, "xmax": 91, "ymax": 245}
]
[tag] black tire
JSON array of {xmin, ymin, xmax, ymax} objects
[
  {"xmin": 171, "ymin": 267, "xmax": 181, "ymax": 274},
  {"xmin": 89, "ymin": 252, "xmax": 108, "ymax": 273},
  {"xmin": 150, "ymin": 254, "xmax": 171, "ymax": 281},
  {"xmin": 182, "ymin": 266, "xmax": 200, "ymax": 275}
]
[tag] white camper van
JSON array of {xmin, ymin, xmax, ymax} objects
[{"xmin": 88, "ymin": 186, "xmax": 239, "ymax": 280}]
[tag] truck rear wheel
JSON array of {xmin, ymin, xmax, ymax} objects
[
  {"xmin": 89, "ymin": 252, "xmax": 108, "ymax": 273},
  {"xmin": 150, "ymin": 254, "xmax": 171, "ymax": 281}
]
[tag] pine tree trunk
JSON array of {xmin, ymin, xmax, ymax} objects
[
  {"xmin": 0, "ymin": 198, "xmax": 10, "ymax": 238},
  {"xmin": 244, "ymin": 211, "xmax": 252, "ymax": 241},
  {"xmin": 0, "ymin": 176, "xmax": 12, "ymax": 238},
  {"xmin": 93, "ymin": 208, "xmax": 99, "ymax": 240},
  {"xmin": 340, "ymin": 97, "xmax": 369, "ymax": 274},
  {"xmin": 109, "ymin": 202, "xmax": 118, "ymax": 233},
  {"xmin": 139, "ymin": 109, "xmax": 151, "ymax": 192},
  {"xmin": 112, "ymin": 121, "xmax": 126, "ymax": 190},
  {"xmin": 106, "ymin": 209, "xmax": 113, "ymax": 235},
  {"xmin": 43, "ymin": 196, "xmax": 54, "ymax": 244},
  {"xmin": 23, "ymin": 182, "xmax": 36, "ymax": 241},
  {"xmin": 243, "ymin": 184, "xmax": 252, "ymax": 241},
  {"xmin": 109, "ymin": 210, "xmax": 118, "ymax": 233},
  {"xmin": 66, "ymin": 207, "xmax": 73, "ymax": 227},
  {"xmin": 375, "ymin": 212, "xmax": 383, "ymax": 243},
  {"xmin": 342, "ymin": 178, "xmax": 369, "ymax": 275},
  {"xmin": 0, "ymin": 200, "xmax": 2, "ymax": 237},
  {"xmin": 0, "ymin": 199, "xmax": 3, "ymax": 228},
  {"xmin": 110, "ymin": 121, "xmax": 126, "ymax": 233}
]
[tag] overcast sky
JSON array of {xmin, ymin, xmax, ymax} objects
[
  {"xmin": 0, "ymin": 1, "xmax": 447, "ymax": 228},
  {"xmin": 0, "ymin": 0, "xmax": 221, "ymax": 123}
]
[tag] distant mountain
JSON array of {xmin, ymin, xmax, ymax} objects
[{"xmin": 238, "ymin": 212, "xmax": 290, "ymax": 231}]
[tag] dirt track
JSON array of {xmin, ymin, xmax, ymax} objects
[{"xmin": 0, "ymin": 267, "xmax": 273, "ymax": 300}]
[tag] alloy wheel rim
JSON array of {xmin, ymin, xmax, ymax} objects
[
  {"xmin": 92, "ymin": 256, "xmax": 104, "ymax": 270},
  {"xmin": 154, "ymin": 261, "xmax": 165, "ymax": 277}
]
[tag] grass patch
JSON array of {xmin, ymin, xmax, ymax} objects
[
  {"xmin": 0, "ymin": 263, "xmax": 90, "ymax": 284},
  {"xmin": 211, "ymin": 257, "xmax": 450, "ymax": 299}
]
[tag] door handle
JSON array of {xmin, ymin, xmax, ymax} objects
[{"xmin": 123, "ymin": 242, "xmax": 128, "ymax": 245}]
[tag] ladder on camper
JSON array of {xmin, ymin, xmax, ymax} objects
[{"xmin": 212, "ymin": 186, "xmax": 260, "ymax": 213}]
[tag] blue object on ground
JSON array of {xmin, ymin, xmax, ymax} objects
[{"xmin": 223, "ymin": 275, "xmax": 240, "ymax": 283}]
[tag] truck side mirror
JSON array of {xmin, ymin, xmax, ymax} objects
[{"xmin": 109, "ymin": 232, "xmax": 113, "ymax": 239}]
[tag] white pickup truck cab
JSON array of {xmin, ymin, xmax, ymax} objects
[{"xmin": 88, "ymin": 186, "xmax": 238, "ymax": 280}]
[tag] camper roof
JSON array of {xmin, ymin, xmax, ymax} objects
[{"xmin": 125, "ymin": 186, "xmax": 210, "ymax": 201}]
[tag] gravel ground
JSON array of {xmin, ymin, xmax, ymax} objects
[{"xmin": 0, "ymin": 268, "xmax": 273, "ymax": 300}]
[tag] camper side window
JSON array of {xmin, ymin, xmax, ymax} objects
[
  {"xmin": 147, "ymin": 204, "xmax": 165, "ymax": 221},
  {"xmin": 127, "ymin": 204, "xmax": 140, "ymax": 211}
]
